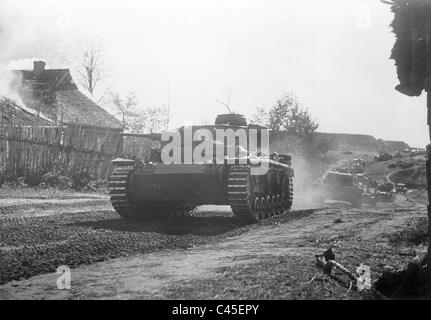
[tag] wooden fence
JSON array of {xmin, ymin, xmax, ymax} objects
[{"xmin": 0, "ymin": 125, "xmax": 123, "ymax": 182}]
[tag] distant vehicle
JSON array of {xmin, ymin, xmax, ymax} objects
[
  {"xmin": 334, "ymin": 166, "xmax": 350, "ymax": 174},
  {"xmin": 375, "ymin": 152, "xmax": 393, "ymax": 162},
  {"xmin": 312, "ymin": 172, "xmax": 363, "ymax": 208},
  {"xmin": 350, "ymin": 159, "xmax": 365, "ymax": 174},
  {"xmin": 395, "ymin": 183, "xmax": 407, "ymax": 194},
  {"xmin": 354, "ymin": 174, "xmax": 371, "ymax": 190},
  {"xmin": 352, "ymin": 158, "xmax": 366, "ymax": 167},
  {"xmin": 410, "ymin": 149, "xmax": 426, "ymax": 156},
  {"xmin": 376, "ymin": 182, "xmax": 395, "ymax": 202}
]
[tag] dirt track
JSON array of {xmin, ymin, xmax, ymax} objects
[{"xmin": 0, "ymin": 187, "xmax": 428, "ymax": 300}]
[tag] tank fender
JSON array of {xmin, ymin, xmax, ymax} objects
[
  {"xmin": 285, "ymin": 167, "xmax": 294, "ymax": 178},
  {"xmin": 112, "ymin": 158, "xmax": 135, "ymax": 166}
]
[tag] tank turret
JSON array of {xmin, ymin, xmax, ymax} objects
[{"xmin": 214, "ymin": 114, "xmax": 247, "ymax": 127}]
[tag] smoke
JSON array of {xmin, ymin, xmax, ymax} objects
[
  {"xmin": 0, "ymin": 1, "xmax": 74, "ymax": 65},
  {"xmin": 0, "ymin": 64, "xmax": 24, "ymax": 106},
  {"xmin": 0, "ymin": 1, "xmax": 32, "ymax": 104},
  {"xmin": 0, "ymin": 0, "xmax": 64, "ymax": 105},
  {"xmin": 0, "ymin": 58, "xmax": 49, "ymax": 107}
]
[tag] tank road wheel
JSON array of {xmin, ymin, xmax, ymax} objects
[
  {"xmin": 228, "ymin": 166, "xmax": 261, "ymax": 222},
  {"xmin": 109, "ymin": 165, "xmax": 139, "ymax": 218},
  {"xmin": 253, "ymin": 197, "xmax": 263, "ymax": 220},
  {"xmin": 261, "ymin": 197, "xmax": 267, "ymax": 219},
  {"xmin": 276, "ymin": 194, "xmax": 282, "ymax": 215},
  {"xmin": 271, "ymin": 195, "xmax": 278, "ymax": 216},
  {"xmin": 266, "ymin": 195, "xmax": 274, "ymax": 217}
]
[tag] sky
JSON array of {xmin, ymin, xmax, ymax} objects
[{"xmin": 0, "ymin": 0, "xmax": 428, "ymax": 147}]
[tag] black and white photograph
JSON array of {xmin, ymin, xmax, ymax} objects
[{"xmin": 1, "ymin": 0, "xmax": 431, "ymax": 305}]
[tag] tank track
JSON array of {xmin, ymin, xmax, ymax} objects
[
  {"xmin": 109, "ymin": 165, "xmax": 140, "ymax": 218},
  {"xmin": 109, "ymin": 164, "xmax": 195, "ymax": 218},
  {"xmin": 228, "ymin": 165, "xmax": 293, "ymax": 222}
]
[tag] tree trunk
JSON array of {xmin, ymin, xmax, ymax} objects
[
  {"xmin": 427, "ymin": 18, "xmax": 431, "ymax": 270},
  {"xmin": 427, "ymin": 91, "xmax": 431, "ymax": 270}
]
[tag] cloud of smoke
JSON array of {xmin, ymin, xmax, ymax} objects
[
  {"xmin": 0, "ymin": 1, "xmax": 60, "ymax": 106},
  {"xmin": 0, "ymin": 2, "xmax": 31, "ymax": 104},
  {"xmin": 0, "ymin": 1, "xmax": 74, "ymax": 65},
  {"xmin": 0, "ymin": 65, "xmax": 24, "ymax": 107}
]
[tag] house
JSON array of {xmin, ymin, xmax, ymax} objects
[
  {"xmin": 1, "ymin": 61, "xmax": 124, "ymax": 165},
  {"xmin": 0, "ymin": 61, "xmax": 126, "ymax": 181},
  {"xmin": 9, "ymin": 60, "xmax": 122, "ymax": 131}
]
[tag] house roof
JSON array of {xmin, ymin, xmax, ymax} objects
[
  {"xmin": 12, "ymin": 66, "xmax": 122, "ymax": 130},
  {"xmin": 0, "ymin": 98, "xmax": 54, "ymax": 126},
  {"xmin": 55, "ymin": 90, "xmax": 122, "ymax": 129},
  {"xmin": 13, "ymin": 69, "xmax": 78, "ymax": 91}
]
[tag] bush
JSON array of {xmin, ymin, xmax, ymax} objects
[
  {"xmin": 71, "ymin": 171, "xmax": 94, "ymax": 191},
  {"xmin": 41, "ymin": 172, "xmax": 73, "ymax": 190},
  {"xmin": 84, "ymin": 179, "xmax": 109, "ymax": 192},
  {"xmin": 24, "ymin": 172, "xmax": 44, "ymax": 187}
]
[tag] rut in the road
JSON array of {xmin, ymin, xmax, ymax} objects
[{"xmin": 0, "ymin": 208, "xmax": 252, "ymax": 285}]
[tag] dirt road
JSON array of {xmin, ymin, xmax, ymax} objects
[{"xmin": 0, "ymin": 188, "xmax": 428, "ymax": 300}]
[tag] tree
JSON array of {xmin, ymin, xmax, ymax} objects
[
  {"xmin": 253, "ymin": 93, "xmax": 318, "ymax": 134},
  {"xmin": 77, "ymin": 48, "xmax": 104, "ymax": 96},
  {"xmin": 252, "ymin": 92, "xmax": 319, "ymax": 150},
  {"xmin": 108, "ymin": 91, "xmax": 139, "ymax": 131},
  {"xmin": 269, "ymin": 93, "xmax": 318, "ymax": 135},
  {"xmin": 128, "ymin": 105, "xmax": 169, "ymax": 134},
  {"xmin": 251, "ymin": 107, "xmax": 270, "ymax": 127},
  {"xmin": 252, "ymin": 93, "xmax": 325, "ymax": 180},
  {"xmin": 387, "ymin": 0, "xmax": 430, "ymax": 96},
  {"xmin": 384, "ymin": 0, "xmax": 431, "ymax": 289}
]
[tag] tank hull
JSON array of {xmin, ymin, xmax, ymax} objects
[
  {"xmin": 129, "ymin": 164, "xmax": 228, "ymax": 205},
  {"xmin": 109, "ymin": 160, "xmax": 294, "ymax": 221}
]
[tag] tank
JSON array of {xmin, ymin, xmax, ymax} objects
[
  {"xmin": 312, "ymin": 171, "xmax": 363, "ymax": 208},
  {"xmin": 108, "ymin": 114, "xmax": 295, "ymax": 222}
]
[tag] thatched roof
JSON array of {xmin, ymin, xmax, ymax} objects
[
  {"xmin": 55, "ymin": 90, "xmax": 122, "ymax": 129},
  {"xmin": 13, "ymin": 69, "xmax": 78, "ymax": 91},
  {"xmin": 11, "ymin": 63, "xmax": 122, "ymax": 130},
  {"xmin": 0, "ymin": 98, "xmax": 53, "ymax": 126}
]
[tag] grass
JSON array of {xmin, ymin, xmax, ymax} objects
[{"xmin": 161, "ymin": 254, "xmax": 364, "ymax": 300}]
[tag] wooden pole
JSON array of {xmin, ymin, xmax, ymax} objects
[
  {"xmin": 427, "ymin": 90, "xmax": 431, "ymax": 269},
  {"xmin": 426, "ymin": 17, "xmax": 431, "ymax": 269}
]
